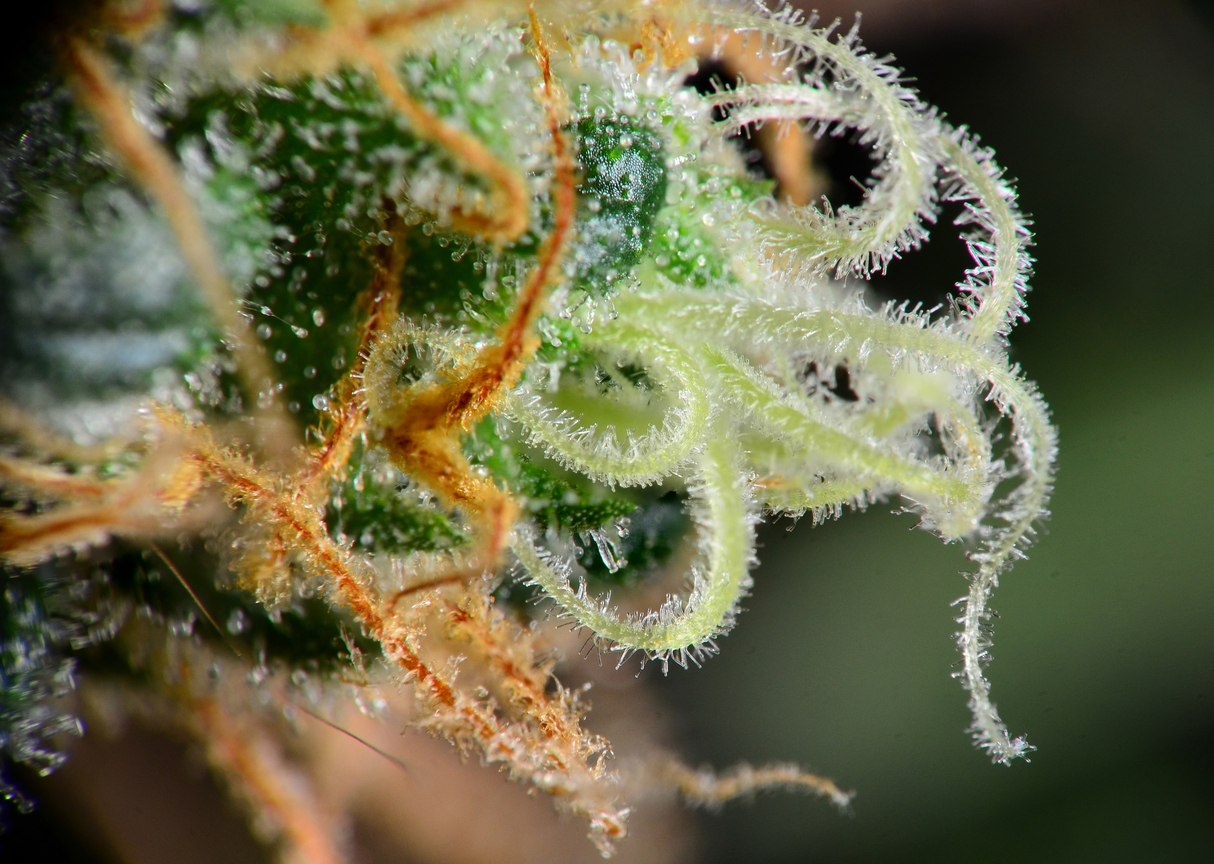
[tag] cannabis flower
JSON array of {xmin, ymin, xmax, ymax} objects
[{"xmin": 1, "ymin": 0, "xmax": 1054, "ymax": 857}]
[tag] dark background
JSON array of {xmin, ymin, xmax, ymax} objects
[{"xmin": 3, "ymin": 1, "xmax": 1214, "ymax": 862}]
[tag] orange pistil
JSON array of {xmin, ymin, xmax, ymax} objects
[
  {"xmin": 366, "ymin": 0, "xmax": 489, "ymax": 39},
  {"xmin": 101, "ymin": 0, "xmax": 167, "ymax": 40},
  {"xmin": 0, "ymin": 432, "xmax": 200, "ymax": 567},
  {"xmin": 298, "ymin": 203, "xmax": 407, "ymax": 495},
  {"xmin": 188, "ymin": 691, "xmax": 347, "ymax": 864},
  {"xmin": 374, "ymin": 8, "xmax": 576, "ymax": 567},
  {"xmin": 278, "ymin": 0, "xmax": 532, "ymax": 243}
]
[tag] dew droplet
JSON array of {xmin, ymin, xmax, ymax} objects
[
  {"xmin": 226, "ymin": 608, "xmax": 248, "ymax": 635},
  {"xmin": 256, "ymin": 323, "xmax": 272, "ymax": 339},
  {"xmin": 312, "ymin": 308, "xmax": 325, "ymax": 326},
  {"xmin": 304, "ymin": 366, "xmax": 317, "ymax": 379},
  {"xmin": 312, "ymin": 394, "xmax": 329, "ymax": 410}
]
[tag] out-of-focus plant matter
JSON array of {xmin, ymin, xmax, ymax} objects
[{"xmin": 0, "ymin": 0, "xmax": 1053, "ymax": 858}]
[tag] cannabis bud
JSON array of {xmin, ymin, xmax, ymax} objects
[{"xmin": 1, "ymin": 1, "xmax": 1053, "ymax": 857}]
